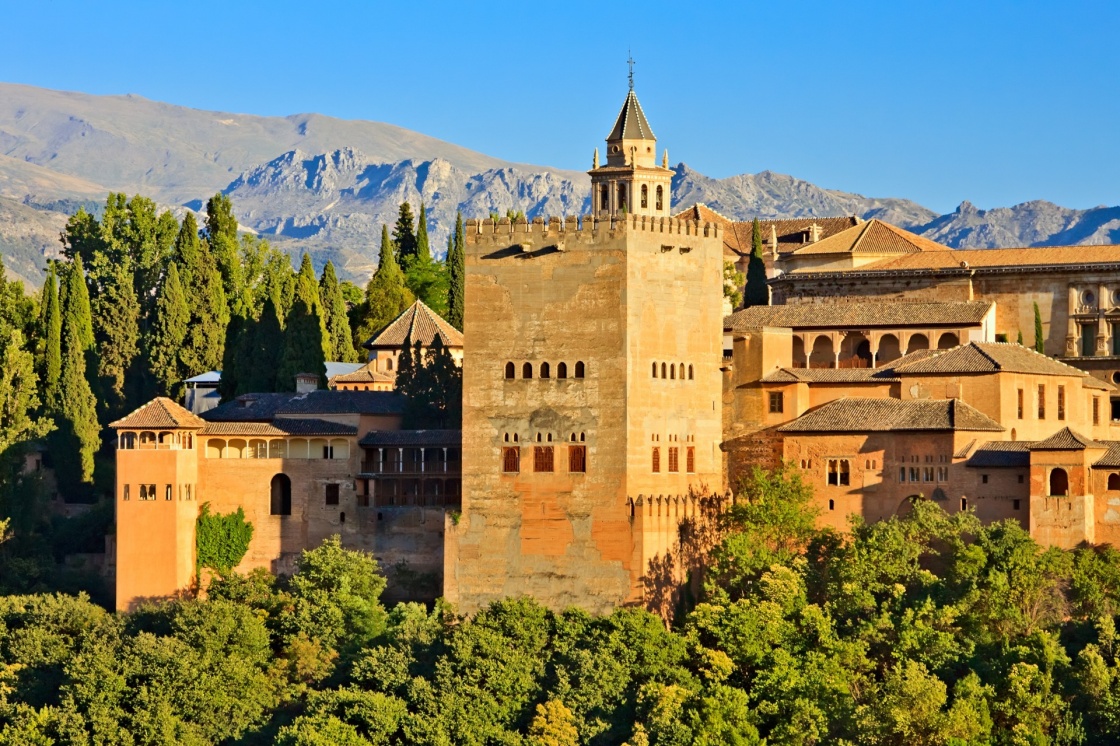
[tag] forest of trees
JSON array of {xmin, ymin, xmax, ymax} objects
[
  {"xmin": 0, "ymin": 192, "xmax": 464, "ymax": 601},
  {"xmin": 4, "ymin": 466, "xmax": 1120, "ymax": 744}
]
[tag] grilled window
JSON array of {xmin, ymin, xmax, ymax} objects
[
  {"xmin": 652, "ymin": 447, "xmax": 661, "ymax": 473},
  {"xmin": 668, "ymin": 447, "xmax": 679, "ymax": 473},
  {"xmin": 1017, "ymin": 388, "xmax": 1024, "ymax": 419},
  {"xmin": 769, "ymin": 392, "xmax": 784, "ymax": 413},
  {"xmin": 686, "ymin": 447, "xmax": 695, "ymax": 473},
  {"xmin": 1057, "ymin": 385, "xmax": 1066, "ymax": 420},
  {"xmin": 534, "ymin": 446, "xmax": 554, "ymax": 472},
  {"xmin": 569, "ymin": 446, "xmax": 586, "ymax": 473},
  {"xmin": 502, "ymin": 447, "xmax": 520, "ymax": 473},
  {"xmin": 1038, "ymin": 384, "xmax": 1046, "ymax": 419}
]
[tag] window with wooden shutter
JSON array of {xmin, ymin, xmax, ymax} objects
[
  {"xmin": 569, "ymin": 446, "xmax": 586, "ymax": 473},
  {"xmin": 534, "ymin": 446, "xmax": 554, "ymax": 472}
]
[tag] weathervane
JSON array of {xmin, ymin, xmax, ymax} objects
[{"xmin": 627, "ymin": 50, "xmax": 635, "ymax": 91}]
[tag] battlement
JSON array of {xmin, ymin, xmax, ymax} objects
[{"xmin": 463, "ymin": 213, "xmax": 721, "ymax": 246}]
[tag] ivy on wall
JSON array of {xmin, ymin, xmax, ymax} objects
[{"xmin": 196, "ymin": 503, "xmax": 254, "ymax": 577}]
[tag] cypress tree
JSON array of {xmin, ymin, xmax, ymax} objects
[
  {"xmin": 447, "ymin": 211, "xmax": 465, "ymax": 331},
  {"xmin": 205, "ymin": 193, "xmax": 249, "ymax": 316},
  {"xmin": 744, "ymin": 218, "xmax": 768, "ymax": 307},
  {"xmin": 150, "ymin": 262, "xmax": 190, "ymax": 398},
  {"xmin": 172, "ymin": 212, "xmax": 202, "ymax": 288},
  {"xmin": 92, "ymin": 258, "xmax": 141, "ymax": 418},
  {"xmin": 415, "ymin": 204, "xmax": 430, "ymax": 265},
  {"xmin": 40, "ymin": 263, "xmax": 62, "ymax": 404},
  {"xmin": 1017, "ymin": 330, "xmax": 1024, "ymax": 346},
  {"xmin": 319, "ymin": 261, "xmax": 359, "ymax": 363},
  {"xmin": 237, "ymin": 297, "xmax": 284, "ymax": 394},
  {"xmin": 174, "ymin": 214, "xmax": 230, "ymax": 375},
  {"xmin": 1034, "ymin": 302, "xmax": 1045, "ymax": 353},
  {"xmin": 52, "ymin": 260, "xmax": 100, "ymax": 498},
  {"xmin": 277, "ymin": 254, "xmax": 328, "ymax": 389},
  {"xmin": 356, "ymin": 225, "xmax": 415, "ymax": 347},
  {"xmin": 393, "ymin": 202, "xmax": 417, "ymax": 266}
]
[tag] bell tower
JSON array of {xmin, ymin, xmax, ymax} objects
[{"xmin": 589, "ymin": 58, "xmax": 673, "ymax": 219}]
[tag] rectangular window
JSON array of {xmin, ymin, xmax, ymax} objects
[
  {"xmin": 322, "ymin": 445, "xmax": 334, "ymax": 459},
  {"xmin": 652, "ymin": 447, "xmax": 661, "ymax": 473},
  {"xmin": 936, "ymin": 467, "xmax": 948, "ymax": 482},
  {"xmin": 909, "ymin": 467, "xmax": 920, "ymax": 482},
  {"xmin": 686, "ymin": 447, "xmax": 695, "ymax": 473},
  {"xmin": 186, "ymin": 484, "xmax": 192, "ymax": 501},
  {"xmin": 1017, "ymin": 388, "xmax": 1024, "ymax": 419},
  {"xmin": 768, "ymin": 392, "xmax": 784, "ymax": 414},
  {"xmin": 827, "ymin": 459, "xmax": 850, "ymax": 486},
  {"xmin": 668, "ymin": 447, "xmax": 680, "ymax": 473},
  {"xmin": 165, "ymin": 484, "xmax": 172, "ymax": 501},
  {"xmin": 123, "ymin": 484, "xmax": 130, "ymax": 501},
  {"xmin": 502, "ymin": 447, "xmax": 520, "ymax": 473},
  {"xmin": 1013, "ymin": 499, "xmax": 1021, "ymax": 511},
  {"xmin": 899, "ymin": 467, "xmax": 907, "ymax": 482},
  {"xmin": 1094, "ymin": 397, "xmax": 1101, "ymax": 425},
  {"xmin": 923, "ymin": 467, "xmax": 934, "ymax": 483},
  {"xmin": 1038, "ymin": 384, "xmax": 1046, "ymax": 419},
  {"xmin": 1057, "ymin": 385, "xmax": 1066, "ymax": 421},
  {"xmin": 568, "ymin": 446, "xmax": 586, "ymax": 473},
  {"xmin": 534, "ymin": 446, "xmax": 554, "ymax": 473},
  {"xmin": 982, "ymin": 474, "xmax": 989, "ymax": 484},
  {"xmin": 325, "ymin": 483, "xmax": 340, "ymax": 505}
]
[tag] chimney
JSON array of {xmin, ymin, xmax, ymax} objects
[
  {"xmin": 295, "ymin": 373, "xmax": 320, "ymax": 393},
  {"xmin": 808, "ymin": 223, "xmax": 822, "ymax": 243}
]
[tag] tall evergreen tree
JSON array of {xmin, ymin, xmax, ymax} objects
[
  {"xmin": 356, "ymin": 226, "xmax": 414, "ymax": 348},
  {"xmin": 174, "ymin": 214, "xmax": 230, "ymax": 375},
  {"xmin": 1034, "ymin": 302, "xmax": 1046, "ymax": 354},
  {"xmin": 40, "ymin": 263, "xmax": 62, "ymax": 405},
  {"xmin": 240, "ymin": 297, "xmax": 284, "ymax": 394},
  {"xmin": 744, "ymin": 218, "xmax": 768, "ymax": 308},
  {"xmin": 149, "ymin": 262, "xmax": 190, "ymax": 398},
  {"xmin": 319, "ymin": 261, "xmax": 359, "ymax": 363},
  {"xmin": 205, "ymin": 193, "xmax": 249, "ymax": 317},
  {"xmin": 277, "ymin": 255, "xmax": 328, "ymax": 389},
  {"xmin": 92, "ymin": 258, "xmax": 140, "ymax": 419},
  {"xmin": 415, "ymin": 204, "xmax": 430, "ymax": 265},
  {"xmin": 52, "ymin": 260, "xmax": 100, "ymax": 499},
  {"xmin": 392, "ymin": 202, "xmax": 417, "ymax": 266},
  {"xmin": 447, "ymin": 211, "xmax": 465, "ymax": 331}
]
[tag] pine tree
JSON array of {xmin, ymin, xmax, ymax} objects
[
  {"xmin": 319, "ymin": 261, "xmax": 359, "ymax": 362},
  {"xmin": 744, "ymin": 218, "xmax": 768, "ymax": 307},
  {"xmin": 205, "ymin": 193, "xmax": 249, "ymax": 316},
  {"xmin": 393, "ymin": 202, "xmax": 417, "ymax": 266},
  {"xmin": 40, "ymin": 263, "xmax": 62, "ymax": 405},
  {"xmin": 356, "ymin": 225, "xmax": 414, "ymax": 347},
  {"xmin": 1034, "ymin": 302, "xmax": 1045, "ymax": 354},
  {"xmin": 277, "ymin": 254, "xmax": 328, "ymax": 390},
  {"xmin": 52, "ymin": 260, "xmax": 100, "ymax": 498},
  {"xmin": 447, "ymin": 211, "xmax": 465, "ymax": 331},
  {"xmin": 149, "ymin": 262, "xmax": 190, "ymax": 398}
]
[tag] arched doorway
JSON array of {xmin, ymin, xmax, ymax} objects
[
  {"xmin": 840, "ymin": 332, "xmax": 871, "ymax": 368},
  {"xmin": 1049, "ymin": 468, "xmax": 1069, "ymax": 497},
  {"xmin": 937, "ymin": 332, "xmax": 959, "ymax": 349},
  {"xmin": 809, "ymin": 335, "xmax": 835, "ymax": 368},
  {"xmin": 876, "ymin": 334, "xmax": 902, "ymax": 365},
  {"xmin": 271, "ymin": 474, "xmax": 292, "ymax": 515},
  {"xmin": 906, "ymin": 334, "xmax": 930, "ymax": 354},
  {"xmin": 792, "ymin": 336, "xmax": 807, "ymax": 368}
]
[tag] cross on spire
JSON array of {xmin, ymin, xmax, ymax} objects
[{"xmin": 627, "ymin": 50, "xmax": 635, "ymax": 91}]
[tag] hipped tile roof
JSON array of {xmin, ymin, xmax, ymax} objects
[
  {"xmin": 362, "ymin": 300, "xmax": 464, "ymax": 350},
  {"xmin": 760, "ymin": 368, "xmax": 899, "ymax": 384},
  {"xmin": 110, "ymin": 397, "xmax": 207, "ymax": 430},
  {"xmin": 275, "ymin": 390, "xmax": 405, "ymax": 416},
  {"xmin": 1029, "ymin": 427, "xmax": 1104, "ymax": 451},
  {"xmin": 359, "ymin": 429, "xmax": 461, "ymax": 447},
  {"xmin": 330, "ymin": 361, "xmax": 396, "ymax": 385},
  {"xmin": 893, "ymin": 342, "xmax": 1093, "ymax": 378},
  {"xmin": 777, "ymin": 397, "xmax": 1003, "ymax": 433},
  {"xmin": 788, "ymin": 219, "xmax": 952, "ymax": 256},
  {"xmin": 607, "ymin": 89, "xmax": 656, "ymax": 141},
  {"xmin": 200, "ymin": 419, "xmax": 358, "ymax": 437},
  {"xmin": 726, "ymin": 300, "xmax": 992, "ymax": 331},
  {"xmin": 1092, "ymin": 442, "xmax": 1120, "ymax": 468},
  {"xmin": 966, "ymin": 441, "xmax": 1032, "ymax": 468}
]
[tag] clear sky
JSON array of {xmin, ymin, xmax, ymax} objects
[{"xmin": 1, "ymin": 0, "xmax": 1117, "ymax": 214}]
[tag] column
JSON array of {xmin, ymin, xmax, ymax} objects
[{"xmin": 1067, "ymin": 286, "xmax": 1079, "ymax": 356}]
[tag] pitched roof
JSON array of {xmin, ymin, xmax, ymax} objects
[
  {"xmin": 184, "ymin": 371, "xmax": 221, "ymax": 384},
  {"xmin": 325, "ymin": 362, "xmax": 364, "ymax": 379},
  {"xmin": 966, "ymin": 440, "xmax": 1032, "ymax": 468},
  {"xmin": 723, "ymin": 216, "xmax": 862, "ymax": 256},
  {"xmin": 784, "ymin": 243, "xmax": 1120, "ymax": 277},
  {"xmin": 788, "ymin": 219, "xmax": 952, "ymax": 257},
  {"xmin": 1030, "ymin": 427, "xmax": 1104, "ymax": 451},
  {"xmin": 725, "ymin": 300, "xmax": 992, "ymax": 331},
  {"xmin": 1093, "ymin": 442, "xmax": 1120, "ymax": 468},
  {"xmin": 200, "ymin": 419, "xmax": 358, "ymax": 437},
  {"xmin": 362, "ymin": 300, "xmax": 464, "ymax": 350},
  {"xmin": 203, "ymin": 393, "xmax": 297, "ymax": 422},
  {"xmin": 274, "ymin": 390, "xmax": 405, "ymax": 416},
  {"xmin": 359, "ymin": 429, "xmax": 461, "ymax": 447},
  {"xmin": 893, "ymin": 342, "xmax": 1093, "ymax": 378},
  {"xmin": 110, "ymin": 397, "xmax": 207, "ymax": 430},
  {"xmin": 1084, "ymin": 375, "xmax": 1116, "ymax": 391},
  {"xmin": 777, "ymin": 397, "xmax": 1003, "ymax": 433},
  {"xmin": 329, "ymin": 361, "xmax": 395, "ymax": 385},
  {"xmin": 672, "ymin": 203, "xmax": 734, "ymax": 226},
  {"xmin": 759, "ymin": 368, "xmax": 899, "ymax": 384},
  {"xmin": 607, "ymin": 89, "xmax": 656, "ymax": 141}
]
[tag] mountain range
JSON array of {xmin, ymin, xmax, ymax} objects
[{"xmin": 1, "ymin": 81, "xmax": 1118, "ymax": 287}]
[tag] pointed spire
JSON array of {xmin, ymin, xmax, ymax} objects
[
  {"xmin": 606, "ymin": 89, "xmax": 656, "ymax": 142},
  {"xmin": 593, "ymin": 148, "xmax": 599, "ymax": 169},
  {"xmin": 662, "ymin": 149, "xmax": 668, "ymax": 168}
]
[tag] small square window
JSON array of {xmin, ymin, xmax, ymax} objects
[
  {"xmin": 325, "ymin": 483, "xmax": 340, "ymax": 506},
  {"xmin": 982, "ymin": 474, "xmax": 989, "ymax": 484},
  {"xmin": 768, "ymin": 392, "xmax": 784, "ymax": 414}
]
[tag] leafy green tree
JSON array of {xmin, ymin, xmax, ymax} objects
[
  {"xmin": 172, "ymin": 213, "xmax": 229, "ymax": 375},
  {"xmin": 402, "ymin": 203, "xmax": 449, "ymax": 314},
  {"xmin": 1034, "ymin": 301, "xmax": 1046, "ymax": 353},
  {"xmin": 90, "ymin": 257, "xmax": 140, "ymax": 418},
  {"xmin": 724, "ymin": 260, "xmax": 745, "ymax": 309},
  {"xmin": 277, "ymin": 254, "xmax": 328, "ymax": 389},
  {"xmin": 392, "ymin": 202, "xmax": 417, "ymax": 265},
  {"xmin": 148, "ymin": 262, "xmax": 190, "ymax": 398},
  {"xmin": 196, "ymin": 503, "xmax": 254, "ymax": 578},
  {"xmin": 319, "ymin": 261, "xmax": 359, "ymax": 363},
  {"xmin": 447, "ymin": 211, "xmax": 465, "ymax": 331},
  {"xmin": 528, "ymin": 700, "xmax": 579, "ymax": 746},
  {"xmin": 744, "ymin": 218, "xmax": 767, "ymax": 307},
  {"xmin": 355, "ymin": 226, "xmax": 414, "ymax": 348}
]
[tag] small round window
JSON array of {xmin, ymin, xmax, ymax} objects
[
  {"xmin": 1082, "ymin": 289, "xmax": 1096, "ymax": 306},
  {"xmin": 1113, "ymin": 371, "xmax": 1120, "ymax": 385}
]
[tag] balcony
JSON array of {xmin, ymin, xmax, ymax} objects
[{"xmin": 360, "ymin": 459, "xmax": 462, "ymax": 477}]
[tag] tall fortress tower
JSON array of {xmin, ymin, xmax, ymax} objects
[{"xmin": 444, "ymin": 78, "xmax": 725, "ymax": 614}]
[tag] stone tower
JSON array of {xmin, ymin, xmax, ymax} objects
[
  {"xmin": 590, "ymin": 83, "xmax": 673, "ymax": 219},
  {"xmin": 445, "ymin": 86, "xmax": 724, "ymax": 615}
]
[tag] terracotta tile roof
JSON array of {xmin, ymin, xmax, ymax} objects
[
  {"xmin": 893, "ymin": 342, "xmax": 1093, "ymax": 378},
  {"xmin": 1030, "ymin": 427, "xmax": 1104, "ymax": 451},
  {"xmin": 777, "ymin": 397, "xmax": 1003, "ymax": 433},
  {"xmin": 878, "ymin": 348, "xmax": 940, "ymax": 369},
  {"xmin": 607, "ymin": 89, "xmax": 656, "ymax": 141},
  {"xmin": 759, "ymin": 368, "xmax": 899, "ymax": 384},
  {"xmin": 203, "ymin": 393, "xmax": 297, "ymax": 422},
  {"xmin": 359, "ymin": 429, "xmax": 461, "ymax": 447},
  {"xmin": 953, "ymin": 439, "xmax": 977, "ymax": 459},
  {"xmin": 787, "ymin": 219, "xmax": 952, "ymax": 257},
  {"xmin": 275, "ymin": 390, "xmax": 405, "ymax": 416},
  {"xmin": 110, "ymin": 397, "xmax": 207, "ymax": 430},
  {"xmin": 1082, "ymin": 376, "xmax": 1116, "ymax": 391},
  {"xmin": 1092, "ymin": 442, "xmax": 1120, "ymax": 468},
  {"xmin": 330, "ymin": 361, "xmax": 396, "ymax": 385},
  {"xmin": 789, "ymin": 243, "xmax": 1120, "ymax": 276},
  {"xmin": 672, "ymin": 203, "xmax": 734, "ymax": 226},
  {"xmin": 200, "ymin": 419, "xmax": 357, "ymax": 437},
  {"xmin": 362, "ymin": 300, "xmax": 464, "ymax": 350},
  {"xmin": 721, "ymin": 216, "xmax": 862, "ymax": 256},
  {"xmin": 725, "ymin": 300, "xmax": 992, "ymax": 331},
  {"xmin": 966, "ymin": 441, "xmax": 1032, "ymax": 468}
]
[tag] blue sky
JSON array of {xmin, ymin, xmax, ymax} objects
[{"xmin": 1, "ymin": 0, "xmax": 1117, "ymax": 213}]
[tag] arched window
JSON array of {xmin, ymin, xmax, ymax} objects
[
  {"xmin": 523, "ymin": 362, "xmax": 533, "ymax": 379},
  {"xmin": 575, "ymin": 361, "xmax": 585, "ymax": 378},
  {"xmin": 600, "ymin": 184, "xmax": 609, "ymax": 211},
  {"xmin": 120, "ymin": 432, "xmax": 136, "ymax": 449},
  {"xmin": 661, "ymin": 362, "xmax": 667, "ymax": 378},
  {"xmin": 1050, "ymin": 468, "xmax": 1069, "ymax": 497},
  {"xmin": 580, "ymin": 432, "xmax": 585, "ymax": 442},
  {"xmin": 618, "ymin": 183, "xmax": 628, "ymax": 212},
  {"xmin": 688, "ymin": 364, "xmax": 694, "ymax": 380},
  {"xmin": 655, "ymin": 185, "xmax": 664, "ymax": 211},
  {"xmin": 670, "ymin": 364, "xmax": 676, "ymax": 380},
  {"xmin": 1109, "ymin": 473, "xmax": 1120, "ymax": 491},
  {"xmin": 271, "ymin": 474, "xmax": 292, "ymax": 516},
  {"xmin": 679, "ymin": 362, "xmax": 685, "ymax": 379},
  {"xmin": 386, "ymin": 357, "xmax": 394, "ymax": 371},
  {"xmin": 505, "ymin": 362, "xmax": 515, "ymax": 379},
  {"xmin": 641, "ymin": 184, "xmax": 648, "ymax": 208},
  {"xmin": 652, "ymin": 361, "xmax": 658, "ymax": 378},
  {"xmin": 540, "ymin": 362, "xmax": 550, "ymax": 379},
  {"xmin": 828, "ymin": 499, "xmax": 835, "ymax": 511},
  {"xmin": 558, "ymin": 362, "xmax": 567, "ymax": 378}
]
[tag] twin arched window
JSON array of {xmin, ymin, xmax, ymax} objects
[
  {"xmin": 655, "ymin": 185, "xmax": 664, "ymax": 211},
  {"xmin": 641, "ymin": 184, "xmax": 648, "ymax": 208}
]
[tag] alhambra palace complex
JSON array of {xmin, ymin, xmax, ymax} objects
[{"xmin": 110, "ymin": 83, "xmax": 1120, "ymax": 613}]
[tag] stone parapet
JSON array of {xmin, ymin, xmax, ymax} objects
[{"xmin": 463, "ymin": 214, "xmax": 720, "ymax": 243}]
